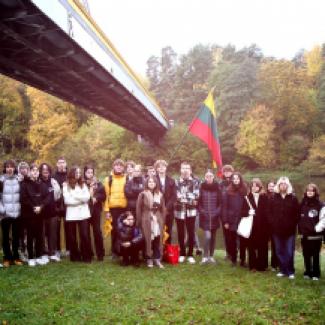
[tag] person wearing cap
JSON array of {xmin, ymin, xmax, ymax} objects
[
  {"xmin": 104, "ymin": 159, "xmax": 128, "ymax": 258},
  {"xmin": 0, "ymin": 159, "xmax": 23, "ymax": 267},
  {"xmin": 154, "ymin": 160, "xmax": 176, "ymax": 244},
  {"xmin": 268, "ymin": 176, "xmax": 299, "ymax": 279}
]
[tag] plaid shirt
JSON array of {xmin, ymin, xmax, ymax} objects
[{"xmin": 174, "ymin": 177, "xmax": 200, "ymax": 219}]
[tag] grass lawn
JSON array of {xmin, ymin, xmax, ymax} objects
[{"xmin": 0, "ymin": 250, "xmax": 324, "ymax": 325}]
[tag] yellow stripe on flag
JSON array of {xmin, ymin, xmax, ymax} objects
[{"xmin": 204, "ymin": 90, "xmax": 216, "ymax": 118}]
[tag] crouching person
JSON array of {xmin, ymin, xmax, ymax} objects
[
  {"xmin": 136, "ymin": 176, "xmax": 166, "ymax": 268},
  {"xmin": 117, "ymin": 211, "xmax": 143, "ymax": 266}
]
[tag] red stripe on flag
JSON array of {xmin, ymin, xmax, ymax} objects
[{"xmin": 189, "ymin": 118, "xmax": 223, "ymax": 167}]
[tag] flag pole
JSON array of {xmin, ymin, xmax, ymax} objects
[{"xmin": 168, "ymin": 109, "xmax": 200, "ymax": 164}]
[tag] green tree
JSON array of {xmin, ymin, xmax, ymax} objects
[
  {"xmin": 210, "ymin": 45, "xmax": 261, "ymax": 163},
  {"xmin": 171, "ymin": 44, "xmax": 216, "ymax": 123}
]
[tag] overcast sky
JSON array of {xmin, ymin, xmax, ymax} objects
[{"xmin": 89, "ymin": 0, "xmax": 325, "ymax": 76}]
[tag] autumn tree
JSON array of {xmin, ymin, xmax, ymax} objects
[
  {"xmin": 27, "ymin": 87, "xmax": 78, "ymax": 164},
  {"xmin": 0, "ymin": 75, "xmax": 31, "ymax": 160},
  {"xmin": 302, "ymin": 135, "xmax": 325, "ymax": 175},
  {"xmin": 235, "ymin": 104, "xmax": 276, "ymax": 168}
]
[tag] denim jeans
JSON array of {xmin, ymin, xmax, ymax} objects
[{"xmin": 273, "ymin": 234, "xmax": 295, "ymax": 275}]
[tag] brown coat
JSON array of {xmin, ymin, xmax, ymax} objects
[{"xmin": 136, "ymin": 190, "xmax": 166, "ymax": 258}]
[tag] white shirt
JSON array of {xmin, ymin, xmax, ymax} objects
[
  {"xmin": 159, "ymin": 175, "xmax": 166, "ymax": 192},
  {"xmin": 253, "ymin": 193, "xmax": 259, "ymax": 206}
]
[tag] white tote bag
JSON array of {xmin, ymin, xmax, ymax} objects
[{"xmin": 237, "ymin": 196, "xmax": 254, "ymax": 239}]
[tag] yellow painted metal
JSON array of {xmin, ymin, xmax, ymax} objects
[{"xmin": 68, "ymin": 0, "xmax": 168, "ymax": 121}]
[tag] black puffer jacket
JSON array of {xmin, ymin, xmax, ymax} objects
[
  {"xmin": 40, "ymin": 178, "xmax": 56, "ymax": 218},
  {"xmin": 116, "ymin": 215, "xmax": 143, "ymax": 254},
  {"xmin": 222, "ymin": 190, "xmax": 245, "ymax": 232},
  {"xmin": 20, "ymin": 178, "xmax": 51, "ymax": 218},
  {"xmin": 298, "ymin": 196, "xmax": 323, "ymax": 237},
  {"xmin": 268, "ymin": 193, "xmax": 299, "ymax": 237},
  {"xmin": 198, "ymin": 182, "xmax": 222, "ymax": 230},
  {"xmin": 124, "ymin": 176, "xmax": 145, "ymax": 210}
]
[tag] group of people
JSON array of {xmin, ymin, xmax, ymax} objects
[{"xmin": 0, "ymin": 157, "xmax": 324, "ymax": 280}]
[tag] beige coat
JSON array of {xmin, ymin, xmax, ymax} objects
[{"xmin": 136, "ymin": 190, "xmax": 166, "ymax": 258}]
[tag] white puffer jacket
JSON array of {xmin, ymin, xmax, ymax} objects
[
  {"xmin": 63, "ymin": 182, "xmax": 90, "ymax": 221},
  {"xmin": 0, "ymin": 174, "xmax": 21, "ymax": 218}
]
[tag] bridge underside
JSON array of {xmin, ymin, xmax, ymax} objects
[{"xmin": 0, "ymin": 0, "xmax": 167, "ymax": 141}]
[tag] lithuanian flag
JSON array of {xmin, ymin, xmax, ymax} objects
[{"xmin": 189, "ymin": 89, "xmax": 223, "ymax": 173}]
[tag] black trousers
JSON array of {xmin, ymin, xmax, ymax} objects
[
  {"xmin": 165, "ymin": 212, "xmax": 174, "ymax": 244},
  {"xmin": 44, "ymin": 217, "xmax": 59, "ymax": 256},
  {"xmin": 176, "ymin": 217, "xmax": 196, "ymax": 257},
  {"xmin": 224, "ymin": 228, "xmax": 237, "ymax": 263},
  {"xmin": 26, "ymin": 218, "xmax": 44, "ymax": 259},
  {"xmin": 242, "ymin": 236, "xmax": 269, "ymax": 271},
  {"xmin": 151, "ymin": 235, "xmax": 161, "ymax": 259},
  {"xmin": 239, "ymin": 236, "xmax": 249, "ymax": 265},
  {"xmin": 89, "ymin": 212, "xmax": 105, "ymax": 259},
  {"xmin": 17, "ymin": 217, "xmax": 27, "ymax": 254},
  {"xmin": 120, "ymin": 242, "xmax": 141, "ymax": 263},
  {"xmin": 66, "ymin": 219, "xmax": 92, "ymax": 262},
  {"xmin": 270, "ymin": 236, "xmax": 278, "ymax": 269},
  {"xmin": 110, "ymin": 208, "xmax": 127, "ymax": 255},
  {"xmin": 301, "ymin": 238, "xmax": 322, "ymax": 278},
  {"xmin": 1, "ymin": 217, "xmax": 20, "ymax": 261}
]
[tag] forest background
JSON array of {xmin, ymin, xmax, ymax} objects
[{"xmin": 0, "ymin": 43, "xmax": 324, "ymax": 176}]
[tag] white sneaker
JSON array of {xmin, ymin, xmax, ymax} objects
[
  {"xmin": 178, "ymin": 256, "xmax": 185, "ymax": 263},
  {"xmin": 49, "ymin": 255, "xmax": 61, "ymax": 262},
  {"xmin": 147, "ymin": 259, "xmax": 153, "ymax": 268},
  {"xmin": 41, "ymin": 255, "xmax": 49, "ymax": 264},
  {"xmin": 312, "ymin": 277, "xmax": 319, "ymax": 281},
  {"xmin": 304, "ymin": 275, "xmax": 311, "ymax": 280},
  {"xmin": 187, "ymin": 256, "xmax": 196, "ymax": 264},
  {"xmin": 288, "ymin": 274, "xmax": 295, "ymax": 280},
  {"xmin": 200, "ymin": 257, "xmax": 209, "ymax": 265},
  {"xmin": 209, "ymin": 257, "xmax": 216, "ymax": 264},
  {"xmin": 276, "ymin": 272, "xmax": 285, "ymax": 277},
  {"xmin": 36, "ymin": 258, "xmax": 47, "ymax": 265},
  {"xmin": 28, "ymin": 259, "xmax": 36, "ymax": 267},
  {"xmin": 0, "ymin": 263, "xmax": 3, "ymax": 268},
  {"xmin": 154, "ymin": 259, "xmax": 164, "ymax": 269}
]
